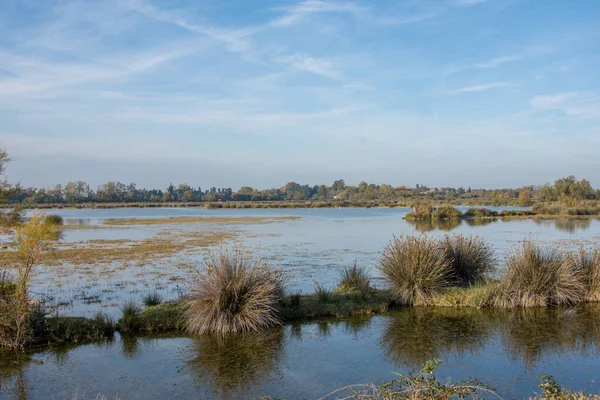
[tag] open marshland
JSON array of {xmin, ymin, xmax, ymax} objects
[{"xmin": 2, "ymin": 207, "xmax": 600, "ymax": 399}]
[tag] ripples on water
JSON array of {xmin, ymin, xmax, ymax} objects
[
  {"xmin": 2, "ymin": 208, "xmax": 599, "ymax": 399},
  {"xmin": 2, "ymin": 305, "xmax": 600, "ymax": 399}
]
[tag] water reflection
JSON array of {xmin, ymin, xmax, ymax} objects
[
  {"xmin": 499, "ymin": 306, "xmax": 600, "ymax": 366},
  {"xmin": 187, "ymin": 328, "xmax": 284, "ymax": 398},
  {"xmin": 406, "ymin": 219, "xmax": 462, "ymax": 233},
  {"xmin": 3, "ymin": 306, "xmax": 600, "ymax": 399},
  {"xmin": 533, "ymin": 219, "xmax": 592, "ymax": 233},
  {"xmin": 0, "ymin": 353, "xmax": 30, "ymax": 400},
  {"xmin": 381, "ymin": 307, "xmax": 492, "ymax": 367},
  {"xmin": 381, "ymin": 305, "xmax": 600, "ymax": 369}
]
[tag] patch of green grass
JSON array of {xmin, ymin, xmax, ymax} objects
[
  {"xmin": 124, "ymin": 302, "xmax": 187, "ymax": 332},
  {"xmin": 313, "ymin": 280, "xmax": 332, "ymax": 304},
  {"xmin": 142, "ymin": 292, "xmax": 163, "ymax": 307},
  {"xmin": 429, "ymin": 284, "xmax": 496, "ymax": 308},
  {"xmin": 31, "ymin": 313, "xmax": 114, "ymax": 346},
  {"xmin": 118, "ymin": 301, "xmax": 142, "ymax": 333}
]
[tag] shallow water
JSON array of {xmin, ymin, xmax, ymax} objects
[
  {"xmin": 2, "ymin": 306, "xmax": 600, "ymax": 399},
  {"xmin": 23, "ymin": 207, "xmax": 600, "ymax": 318},
  {"xmin": 3, "ymin": 208, "xmax": 600, "ymax": 399}
]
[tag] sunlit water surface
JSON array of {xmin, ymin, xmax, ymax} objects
[{"xmin": 2, "ymin": 208, "xmax": 599, "ymax": 399}]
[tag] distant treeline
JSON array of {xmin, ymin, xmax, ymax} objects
[{"xmin": 3, "ymin": 176, "xmax": 599, "ymax": 206}]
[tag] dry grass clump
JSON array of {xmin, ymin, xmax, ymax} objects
[
  {"xmin": 440, "ymin": 235, "xmax": 496, "ymax": 285},
  {"xmin": 379, "ymin": 235, "xmax": 451, "ymax": 306},
  {"xmin": 184, "ymin": 247, "xmax": 285, "ymax": 335},
  {"xmin": 490, "ymin": 241, "xmax": 584, "ymax": 308},
  {"xmin": 337, "ymin": 262, "xmax": 372, "ymax": 292},
  {"xmin": 572, "ymin": 247, "xmax": 600, "ymax": 302}
]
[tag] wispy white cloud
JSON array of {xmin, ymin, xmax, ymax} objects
[
  {"xmin": 530, "ymin": 92, "xmax": 600, "ymax": 119},
  {"xmin": 269, "ymin": 0, "xmax": 366, "ymax": 27},
  {"xmin": 475, "ymin": 55, "xmax": 522, "ymax": 68},
  {"xmin": 448, "ymin": 81, "xmax": 520, "ymax": 93},
  {"xmin": 120, "ymin": 0, "xmax": 257, "ymax": 52},
  {"xmin": 273, "ymin": 53, "xmax": 342, "ymax": 80}
]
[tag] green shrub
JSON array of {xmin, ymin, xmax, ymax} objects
[
  {"xmin": 490, "ymin": 241, "xmax": 584, "ymax": 308},
  {"xmin": 432, "ymin": 206, "xmax": 463, "ymax": 220},
  {"xmin": 440, "ymin": 235, "xmax": 496, "ymax": 285},
  {"xmin": 379, "ymin": 235, "xmax": 452, "ymax": 305},
  {"xmin": 184, "ymin": 247, "xmax": 285, "ymax": 335},
  {"xmin": 44, "ymin": 214, "xmax": 64, "ymax": 226},
  {"xmin": 463, "ymin": 208, "xmax": 497, "ymax": 218}
]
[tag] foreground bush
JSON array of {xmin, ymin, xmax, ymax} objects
[
  {"xmin": 440, "ymin": 235, "xmax": 496, "ymax": 285},
  {"xmin": 379, "ymin": 235, "xmax": 451, "ymax": 305},
  {"xmin": 184, "ymin": 247, "xmax": 285, "ymax": 335},
  {"xmin": 490, "ymin": 241, "xmax": 584, "ymax": 308},
  {"xmin": 320, "ymin": 359, "xmax": 496, "ymax": 399}
]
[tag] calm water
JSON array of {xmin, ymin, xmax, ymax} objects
[{"xmin": 2, "ymin": 208, "xmax": 600, "ymax": 399}]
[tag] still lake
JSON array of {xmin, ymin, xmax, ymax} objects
[{"xmin": 2, "ymin": 207, "xmax": 600, "ymax": 399}]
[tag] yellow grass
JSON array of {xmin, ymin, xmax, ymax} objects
[
  {"xmin": 103, "ymin": 216, "xmax": 300, "ymax": 226},
  {"xmin": 0, "ymin": 230, "xmax": 235, "ymax": 267}
]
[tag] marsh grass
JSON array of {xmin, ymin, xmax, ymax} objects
[
  {"xmin": 337, "ymin": 262, "xmax": 372, "ymax": 293},
  {"xmin": 440, "ymin": 235, "xmax": 496, "ymax": 285},
  {"xmin": 142, "ymin": 292, "xmax": 163, "ymax": 307},
  {"xmin": 184, "ymin": 247, "xmax": 285, "ymax": 335},
  {"xmin": 490, "ymin": 241, "xmax": 585, "ymax": 308},
  {"xmin": 320, "ymin": 359, "xmax": 497, "ymax": 399},
  {"xmin": 118, "ymin": 301, "xmax": 141, "ymax": 333},
  {"xmin": 313, "ymin": 280, "xmax": 332, "ymax": 304},
  {"xmin": 573, "ymin": 248, "xmax": 600, "ymax": 302},
  {"xmin": 379, "ymin": 235, "xmax": 452, "ymax": 305}
]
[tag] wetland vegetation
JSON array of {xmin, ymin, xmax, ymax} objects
[{"xmin": 2, "ymin": 147, "xmax": 600, "ymax": 398}]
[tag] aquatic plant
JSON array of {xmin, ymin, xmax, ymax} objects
[
  {"xmin": 337, "ymin": 262, "xmax": 372, "ymax": 292},
  {"xmin": 142, "ymin": 292, "xmax": 163, "ymax": 307},
  {"xmin": 319, "ymin": 359, "xmax": 497, "ymax": 399},
  {"xmin": 184, "ymin": 247, "xmax": 285, "ymax": 335},
  {"xmin": 118, "ymin": 301, "xmax": 141, "ymax": 333},
  {"xmin": 313, "ymin": 279, "xmax": 331, "ymax": 304},
  {"xmin": 490, "ymin": 241, "xmax": 584, "ymax": 308},
  {"xmin": 379, "ymin": 235, "xmax": 451, "ymax": 305},
  {"xmin": 440, "ymin": 235, "xmax": 496, "ymax": 285}
]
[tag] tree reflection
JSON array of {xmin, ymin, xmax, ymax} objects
[
  {"xmin": 533, "ymin": 219, "xmax": 592, "ymax": 233},
  {"xmin": 405, "ymin": 219, "xmax": 462, "ymax": 233}
]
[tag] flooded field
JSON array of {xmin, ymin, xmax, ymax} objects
[{"xmin": 2, "ymin": 208, "xmax": 600, "ymax": 399}]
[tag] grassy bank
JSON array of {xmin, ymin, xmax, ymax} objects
[
  {"xmin": 117, "ymin": 289, "xmax": 393, "ymax": 334},
  {"xmin": 406, "ymin": 204, "xmax": 600, "ymax": 221}
]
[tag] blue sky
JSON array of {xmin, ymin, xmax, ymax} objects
[{"xmin": 1, "ymin": 0, "xmax": 599, "ymax": 189}]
